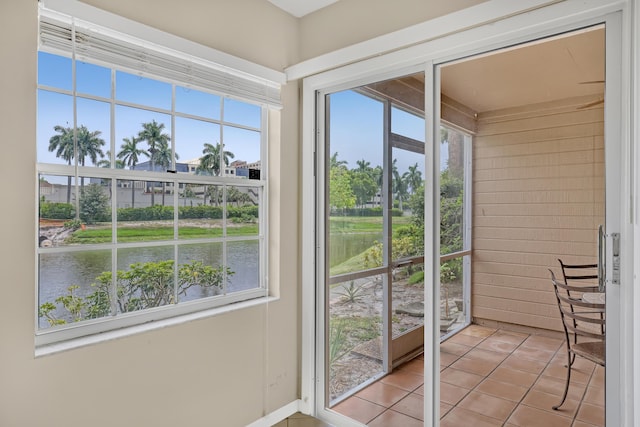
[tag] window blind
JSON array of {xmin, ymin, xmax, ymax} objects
[{"xmin": 39, "ymin": 14, "xmax": 282, "ymax": 108}]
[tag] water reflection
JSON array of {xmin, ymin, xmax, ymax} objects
[{"xmin": 38, "ymin": 241, "xmax": 259, "ymax": 328}]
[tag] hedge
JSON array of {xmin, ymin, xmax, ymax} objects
[
  {"xmin": 334, "ymin": 207, "xmax": 403, "ymax": 217},
  {"xmin": 40, "ymin": 203, "xmax": 258, "ymax": 222},
  {"xmin": 40, "ymin": 202, "xmax": 75, "ymax": 220}
]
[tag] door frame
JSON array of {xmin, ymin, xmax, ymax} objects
[{"xmin": 299, "ymin": 2, "xmax": 633, "ymax": 425}]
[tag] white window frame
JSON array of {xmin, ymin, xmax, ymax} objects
[{"xmin": 35, "ymin": 0, "xmax": 284, "ymax": 352}]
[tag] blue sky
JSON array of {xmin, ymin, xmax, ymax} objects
[
  {"xmin": 37, "ymin": 51, "xmax": 261, "ymax": 171},
  {"xmin": 38, "ymin": 52, "xmax": 449, "ymax": 180},
  {"xmin": 328, "ymin": 89, "xmax": 448, "ymax": 178}
]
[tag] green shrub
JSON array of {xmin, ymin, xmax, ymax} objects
[
  {"xmin": 408, "ymin": 270, "xmax": 424, "ymax": 286},
  {"xmin": 337, "ymin": 207, "xmax": 403, "ymax": 217},
  {"xmin": 40, "ymin": 202, "xmax": 74, "ymax": 220}
]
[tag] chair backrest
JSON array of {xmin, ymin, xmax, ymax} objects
[
  {"xmin": 549, "ymin": 269, "xmax": 605, "ymax": 341},
  {"xmin": 557, "ymin": 259, "xmax": 599, "ymax": 292}
]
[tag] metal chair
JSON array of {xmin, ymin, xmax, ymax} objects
[
  {"xmin": 557, "ymin": 259, "xmax": 605, "ymax": 362},
  {"xmin": 549, "ymin": 269, "xmax": 605, "ymax": 410}
]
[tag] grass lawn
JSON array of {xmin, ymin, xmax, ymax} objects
[
  {"xmin": 67, "ymin": 223, "xmax": 259, "ymax": 243},
  {"xmin": 329, "ymin": 215, "xmax": 411, "ymax": 233}
]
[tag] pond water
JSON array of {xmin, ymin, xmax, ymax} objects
[
  {"xmin": 38, "ymin": 240, "xmax": 259, "ymax": 328},
  {"xmin": 329, "ymin": 232, "xmax": 381, "ymax": 268}
]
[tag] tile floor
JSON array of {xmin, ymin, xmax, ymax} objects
[{"xmin": 326, "ymin": 324, "xmax": 605, "ymax": 426}]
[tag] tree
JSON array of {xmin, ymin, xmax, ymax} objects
[
  {"xmin": 96, "ymin": 151, "xmax": 123, "ymax": 198},
  {"xmin": 405, "ymin": 163, "xmax": 423, "ymax": 195},
  {"xmin": 227, "ymin": 187, "xmax": 243, "ymax": 207},
  {"xmin": 394, "ymin": 174, "xmax": 409, "ymax": 211},
  {"xmin": 153, "ymin": 140, "xmax": 179, "ymax": 205},
  {"xmin": 48, "ymin": 124, "xmax": 106, "ymax": 203},
  {"xmin": 355, "ymin": 159, "xmax": 371, "ymax": 174},
  {"xmin": 350, "ymin": 170, "xmax": 377, "ymax": 207},
  {"xmin": 76, "ymin": 125, "xmax": 106, "ymax": 170},
  {"xmin": 48, "ymin": 125, "xmax": 75, "ymax": 203},
  {"xmin": 329, "ymin": 166, "xmax": 355, "ymax": 213},
  {"xmin": 79, "ymin": 183, "xmax": 110, "ymax": 224},
  {"xmin": 39, "ymin": 260, "xmax": 233, "ymax": 325},
  {"xmin": 330, "ymin": 152, "xmax": 348, "ymax": 170},
  {"xmin": 137, "ymin": 120, "xmax": 171, "ymax": 205},
  {"xmin": 97, "ymin": 150, "xmax": 124, "ymax": 169},
  {"xmin": 118, "ymin": 136, "xmax": 149, "ymax": 207},
  {"xmin": 197, "ymin": 142, "xmax": 234, "ymax": 177},
  {"xmin": 181, "ymin": 184, "xmax": 196, "ymax": 206}
]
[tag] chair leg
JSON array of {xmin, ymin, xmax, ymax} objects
[{"xmin": 553, "ymin": 350, "xmax": 572, "ymax": 410}]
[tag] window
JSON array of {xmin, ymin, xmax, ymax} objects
[{"xmin": 36, "ymin": 8, "xmax": 280, "ymax": 346}]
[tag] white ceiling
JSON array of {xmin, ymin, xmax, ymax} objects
[
  {"xmin": 267, "ymin": 0, "xmax": 339, "ymax": 17},
  {"xmin": 441, "ymin": 26, "xmax": 605, "ymax": 113}
]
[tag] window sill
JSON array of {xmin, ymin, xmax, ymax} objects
[{"xmin": 35, "ymin": 295, "xmax": 279, "ymax": 357}]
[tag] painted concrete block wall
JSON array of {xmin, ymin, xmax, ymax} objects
[
  {"xmin": 0, "ymin": 1, "xmax": 300, "ymax": 426},
  {"xmin": 472, "ymin": 101, "xmax": 605, "ymax": 332}
]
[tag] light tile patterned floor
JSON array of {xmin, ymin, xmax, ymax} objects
[{"xmin": 327, "ymin": 325, "xmax": 605, "ymax": 426}]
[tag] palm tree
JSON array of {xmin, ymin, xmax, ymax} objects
[
  {"xmin": 76, "ymin": 125, "xmax": 105, "ymax": 170},
  {"xmin": 356, "ymin": 159, "xmax": 371, "ymax": 174},
  {"xmin": 118, "ymin": 136, "xmax": 149, "ymax": 207},
  {"xmin": 97, "ymin": 150, "xmax": 125, "ymax": 169},
  {"xmin": 395, "ymin": 175, "xmax": 409, "ymax": 211},
  {"xmin": 137, "ymin": 120, "xmax": 171, "ymax": 205},
  {"xmin": 48, "ymin": 125, "xmax": 75, "ymax": 203},
  {"xmin": 197, "ymin": 142, "xmax": 234, "ymax": 177},
  {"xmin": 405, "ymin": 163, "xmax": 423, "ymax": 195},
  {"xmin": 48, "ymin": 125, "xmax": 106, "ymax": 199},
  {"xmin": 96, "ymin": 151, "xmax": 123, "ymax": 198},
  {"xmin": 154, "ymin": 140, "xmax": 178, "ymax": 205},
  {"xmin": 330, "ymin": 152, "xmax": 348, "ymax": 170}
]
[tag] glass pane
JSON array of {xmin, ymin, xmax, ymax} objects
[
  {"xmin": 38, "ymin": 51, "xmax": 72, "ymax": 90},
  {"xmin": 115, "ymin": 71, "xmax": 171, "ymax": 110},
  {"xmin": 392, "ymin": 148, "xmax": 425, "ymax": 259},
  {"xmin": 389, "ymin": 99, "xmax": 426, "ymax": 344},
  {"xmin": 440, "ymin": 127, "xmax": 466, "ymax": 255},
  {"xmin": 76, "ymin": 61, "xmax": 111, "ymax": 98},
  {"xmin": 227, "ymin": 185, "xmax": 259, "ymax": 237},
  {"xmin": 223, "ymin": 98, "xmax": 260, "ymax": 128},
  {"xmin": 39, "ymin": 175, "xmax": 75, "ymax": 246},
  {"xmin": 440, "ymin": 255, "xmax": 468, "ymax": 336},
  {"xmin": 178, "ymin": 184, "xmax": 223, "ymax": 239},
  {"xmin": 37, "ymin": 90, "xmax": 73, "ymax": 165},
  {"xmin": 327, "ymin": 90, "xmax": 384, "ymax": 277},
  {"xmin": 38, "ymin": 249, "xmax": 112, "ymax": 329},
  {"xmin": 76, "ymin": 98, "xmax": 109, "ymax": 168},
  {"xmin": 328, "ymin": 275, "xmax": 383, "ymax": 403},
  {"xmin": 174, "ymin": 117, "xmax": 220, "ymax": 175},
  {"xmin": 222, "ymin": 126, "xmax": 261, "ymax": 178},
  {"xmin": 227, "ymin": 240, "xmax": 260, "ymax": 293},
  {"xmin": 177, "ymin": 243, "xmax": 224, "ymax": 302},
  {"xmin": 115, "ymin": 246, "xmax": 175, "ymax": 313},
  {"xmin": 116, "ymin": 181, "xmax": 175, "ymax": 242},
  {"xmin": 38, "ymin": 175, "xmax": 113, "ymax": 247},
  {"xmin": 392, "ymin": 106, "xmax": 425, "ymax": 142},
  {"xmin": 115, "ymin": 106, "xmax": 172, "ymax": 172},
  {"xmin": 392, "ymin": 262, "xmax": 425, "ymax": 339},
  {"xmin": 175, "ymin": 86, "xmax": 220, "ymax": 119}
]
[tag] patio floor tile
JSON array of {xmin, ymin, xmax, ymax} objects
[{"xmin": 330, "ymin": 325, "xmax": 603, "ymax": 426}]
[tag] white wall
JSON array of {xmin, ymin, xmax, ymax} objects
[
  {"xmin": 298, "ymin": 0, "xmax": 488, "ymax": 61},
  {"xmin": 0, "ymin": 1, "xmax": 300, "ymax": 426}
]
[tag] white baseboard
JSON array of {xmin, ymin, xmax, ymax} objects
[{"xmin": 246, "ymin": 400, "xmax": 302, "ymax": 427}]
